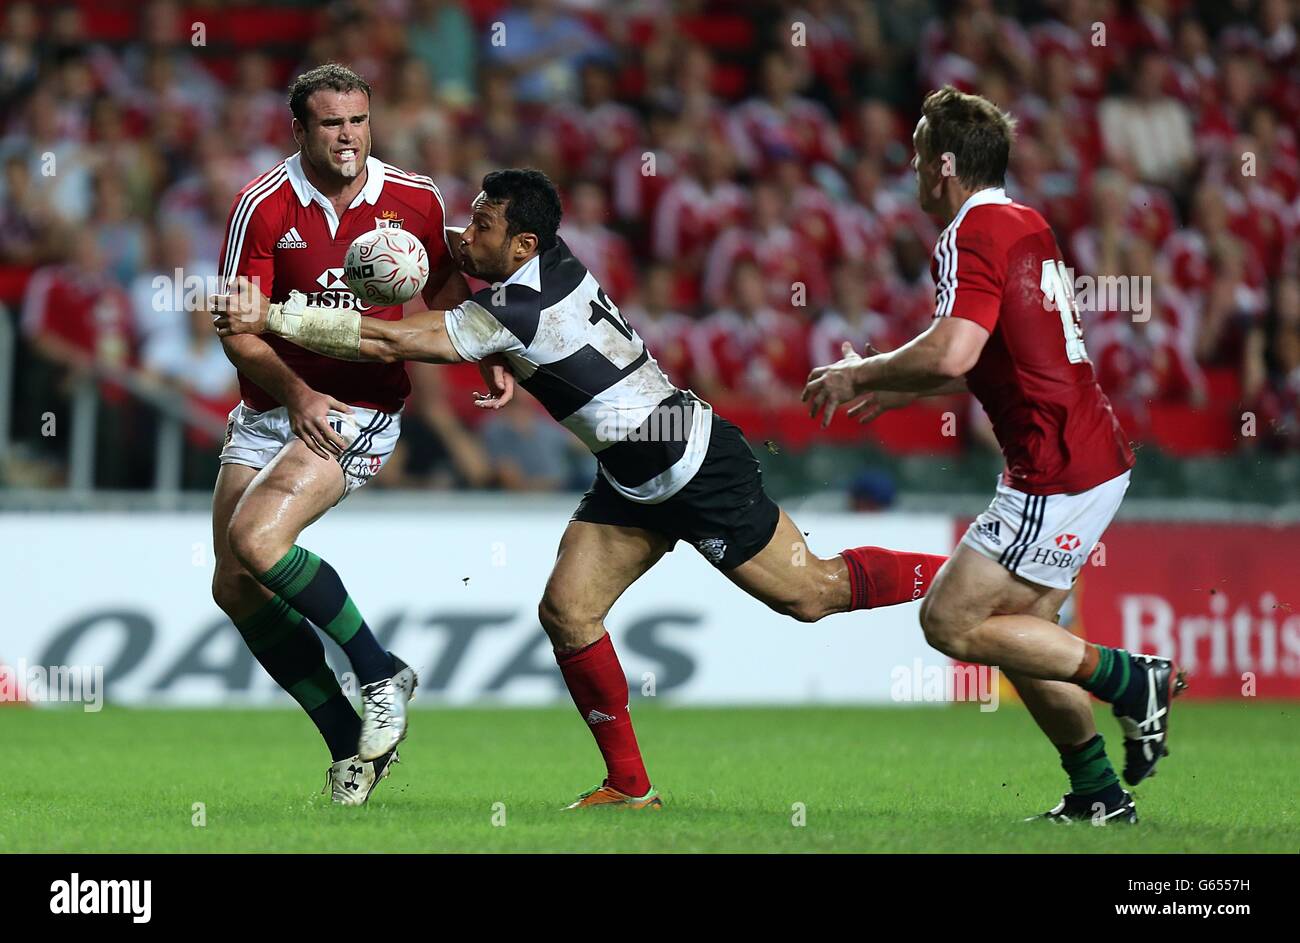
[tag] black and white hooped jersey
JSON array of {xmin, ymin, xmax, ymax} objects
[{"xmin": 443, "ymin": 238, "xmax": 712, "ymax": 503}]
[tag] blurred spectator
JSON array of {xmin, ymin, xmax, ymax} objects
[
  {"xmin": 481, "ymin": 396, "xmax": 591, "ymax": 492},
  {"xmin": 20, "ymin": 231, "xmax": 140, "ymax": 487},
  {"xmin": 130, "ymin": 221, "xmax": 218, "ymax": 361},
  {"xmin": 624, "ymin": 262, "xmax": 695, "ymax": 390},
  {"xmin": 90, "ymin": 171, "xmax": 148, "ymax": 286},
  {"xmin": 652, "ymin": 132, "xmax": 746, "ymax": 304},
  {"xmin": 809, "ymin": 263, "xmax": 891, "ymax": 369},
  {"xmin": 1, "ymin": 87, "xmax": 94, "ymax": 222},
  {"xmin": 1098, "ymin": 49, "xmax": 1195, "ymax": 189},
  {"xmin": 551, "ymin": 60, "xmax": 641, "ymax": 184},
  {"xmin": 728, "ymin": 51, "xmax": 843, "ymax": 172},
  {"xmin": 0, "ymin": 2, "xmax": 39, "ymax": 103},
  {"xmin": 407, "ymin": 0, "xmax": 477, "ymax": 106},
  {"xmin": 694, "ymin": 259, "xmax": 811, "ymax": 403},
  {"xmin": 0, "ymin": 154, "xmax": 60, "ymax": 265},
  {"xmin": 379, "ymin": 365, "xmax": 492, "ymax": 490},
  {"xmin": 374, "ymin": 57, "xmax": 451, "ymax": 170},
  {"xmin": 558, "ymin": 179, "xmax": 634, "ymax": 302},
  {"xmin": 1090, "ymin": 238, "xmax": 1207, "ymax": 419},
  {"xmin": 482, "ymin": 0, "xmax": 609, "ymax": 104},
  {"xmin": 140, "ymin": 306, "xmax": 238, "ymax": 489},
  {"xmin": 1245, "ymin": 277, "xmax": 1300, "ymax": 450},
  {"xmin": 703, "ymin": 178, "xmax": 828, "ymax": 311}
]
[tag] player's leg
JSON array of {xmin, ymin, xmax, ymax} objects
[
  {"xmin": 997, "ymin": 595, "xmax": 1132, "ymax": 820},
  {"xmin": 669, "ymin": 413, "xmax": 946, "ymax": 617},
  {"xmin": 539, "ymin": 520, "xmax": 672, "ymax": 808},
  {"xmin": 926, "ymin": 472, "xmax": 1183, "ymax": 793},
  {"xmin": 211, "ymin": 462, "xmax": 361, "ymax": 762},
  {"xmin": 913, "ymin": 549, "xmax": 1131, "ymax": 819},
  {"xmin": 918, "ymin": 544, "xmax": 1088, "ymax": 675},
  {"xmin": 723, "ymin": 509, "xmax": 948, "ymax": 621},
  {"xmin": 226, "ymin": 437, "xmax": 402, "ymax": 760}
]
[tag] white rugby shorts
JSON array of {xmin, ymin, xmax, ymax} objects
[
  {"xmin": 961, "ymin": 470, "xmax": 1131, "ymax": 589},
  {"xmin": 219, "ymin": 401, "xmax": 401, "ymax": 500}
]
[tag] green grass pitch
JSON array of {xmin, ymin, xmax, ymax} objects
[{"xmin": 1, "ymin": 702, "xmax": 1294, "ymax": 852}]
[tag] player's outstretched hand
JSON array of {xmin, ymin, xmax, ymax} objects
[
  {"xmin": 286, "ymin": 388, "xmax": 353, "ymax": 460},
  {"xmin": 473, "ymin": 354, "xmax": 515, "ymax": 409},
  {"xmin": 846, "ymin": 389, "xmax": 920, "ymax": 425},
  {"xmin": 802, "ymin": 341, "xmax": 865, "ymax": 429},
  {"xmin": 210, "ymin": 276, "xmax": 270, "ymax": 337}
]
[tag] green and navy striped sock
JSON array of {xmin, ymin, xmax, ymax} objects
[
  {"xmin": 1079, "ymin": 644, "xmax": 1148, "ymax": 710},
  {"xmin": 1059, "ymin": 734, "xmax": 1123, "ymax": 805},
  {"xmin": 260, "ymin": 546, "xmax": 393, "ymax": 686},
  {"xmin": 235, "ymin": 596, "xmax": 360, "ymax": 760}
]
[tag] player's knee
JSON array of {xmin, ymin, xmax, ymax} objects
[
  {"xmin": 538, "ymin": 595, "xmax": 595, "ymax": 648},
  {"xmin": 211, "ymin": 566, "xmax": 259, "ymax": 615},
  {"xmin": 226, "ymin": 514, "xmax": 286, "ymax": 575},
  {"xmin": 918, "ymin": 595, "xmax": 966, "ymax": 658},
  {"xmin": 774, "ymin": 595, "xmax": 824, "ymax": 624}
]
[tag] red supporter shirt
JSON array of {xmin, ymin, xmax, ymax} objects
[
  {"xmin": 219, "ymin": 153, "xmax": 451, "ymax": 414},
  {"xmin": 931, "ymin": 187, "xmax": 1134, "ymax": 494}
]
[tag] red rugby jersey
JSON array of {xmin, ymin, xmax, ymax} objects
[
  {"xmin": 930, "ymin": 187, "xmax": 1134, "ymax": 494},
  {"xmin": 218, "ymin": 153, "xmax": 451, "ymax": 413}
]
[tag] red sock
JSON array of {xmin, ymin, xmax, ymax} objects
[
  {"xmin": 554, "ymin": 634, "xmax": 650, "ymax": 797},
  {"xmin": 840, "ymin": 547, "xmax": 948, "ymax": 609}
]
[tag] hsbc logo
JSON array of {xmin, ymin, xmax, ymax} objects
[
  {"xmin": 303, "ymin": 289, "xmax": 373, "ymax": 312},
  {"xmin": 1055, "ymin": 533, "xmax": 1081, "ymax": 551},
  {"xmin": 317, "ymin": 268, "xmax": 348, "ymax": 289},
  {"xmin": 1031, "ymin": 547, "xmax": 1081, "ymax": 569}
]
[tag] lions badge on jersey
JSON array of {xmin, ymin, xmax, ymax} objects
[{"xmin": 375, "ymin": 210, "xmax": 404, "ymax": 230}]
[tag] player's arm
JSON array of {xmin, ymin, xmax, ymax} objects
[
  {"xmin": 850, "ymin": 318, "xmax": 988, "ymax": 390},
  {"xmin": 212, "ymin": 279, "xmax": 464, "ymax": 364},
  {"xmin": 803, "ymin": 319, "xmax": 987, "ymax": 427}
]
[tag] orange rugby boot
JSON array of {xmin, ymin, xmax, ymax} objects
[{"xmin": 562, "ymin": 783, "xmax": 663, "ymax": 810}]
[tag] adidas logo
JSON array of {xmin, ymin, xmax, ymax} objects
[
  {"xmin": 585, "ymin": 708, "xmax": 616, "ymax": 725},
  {"xmin": 276, "ymin": 227, "xmax": 308, "ymax": 249}
]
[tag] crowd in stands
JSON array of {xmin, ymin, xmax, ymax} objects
[{"xmin": 1, "ymin": 0, "xmax": 1298, "ymax": 491}]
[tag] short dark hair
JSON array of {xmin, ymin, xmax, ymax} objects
[
  {"xmin": 918, "ymin": 85, "xmax": 1017, "ymax": 190},
  {"xmin": 288, "ymin": 64, "xmax": 371, "ymax": 125},
  {"xmin": 481, "ymin": 168, "xmax": 563, "ymax": 252}
]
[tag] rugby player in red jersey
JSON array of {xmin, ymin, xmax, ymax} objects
[
  {"xmin": 209, "ymin": 65, "xmax": 506, "ymax": 804},
  {"xmin": 805, "ymin": 87, "xmax": 1185, "ymax": 824}
]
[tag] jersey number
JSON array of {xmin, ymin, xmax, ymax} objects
[
  {"xmin": 1040, "ymin": 260, "xmax": 1089, "ymax": 364},
  {"xmin": 589, "ymin": 287, "xmax": 634, "ymax": 341}
]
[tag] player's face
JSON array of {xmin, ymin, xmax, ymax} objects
[
  {"xmin": 912, "ymin": 117, "xmax": 941, "ymax": 214},
  {"xmin": 294, "ymin": 89, "xmax": 371, "ymax": 182},
  {"xmin": 458, "ymin": 194, "xmax": 519, "ymax": 282}
]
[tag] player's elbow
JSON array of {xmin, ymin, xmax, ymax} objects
[{"xmin": 935, "ymin": 344, "xmax": 978, "ymax": 380}]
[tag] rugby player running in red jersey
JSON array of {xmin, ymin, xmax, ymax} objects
[
  {"xmin": 804, "ymin": 87, "xmax": 1185, "ymax": 824},
  {"xmin": 209, "ymin": 65, "xmax": 509, "ymax": 804}
]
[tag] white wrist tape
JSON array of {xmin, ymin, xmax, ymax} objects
[{"xmin": 266, "ymin": 291, "xmax": 362, "ymax": 360}]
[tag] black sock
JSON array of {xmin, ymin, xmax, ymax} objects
[
  {"xmin": 259, "ymin": 546, "xmax": 393, "ymax": 685},
  {"xmin": 235, "ymin": 596, "xmax": 360, "ymax": 761}
]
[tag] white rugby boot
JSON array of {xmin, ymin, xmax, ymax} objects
[
  {"xmin": 357, "ymin": 654, "xmax": 418, "ymax": 761},
  {"xmin": 325, "ymin": 750, "xmax": 399, "ymax": 806}
]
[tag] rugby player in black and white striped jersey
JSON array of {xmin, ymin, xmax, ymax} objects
[{"xmin": 215, "ymin": 168, "xmax": 948, "ymax": 809}]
